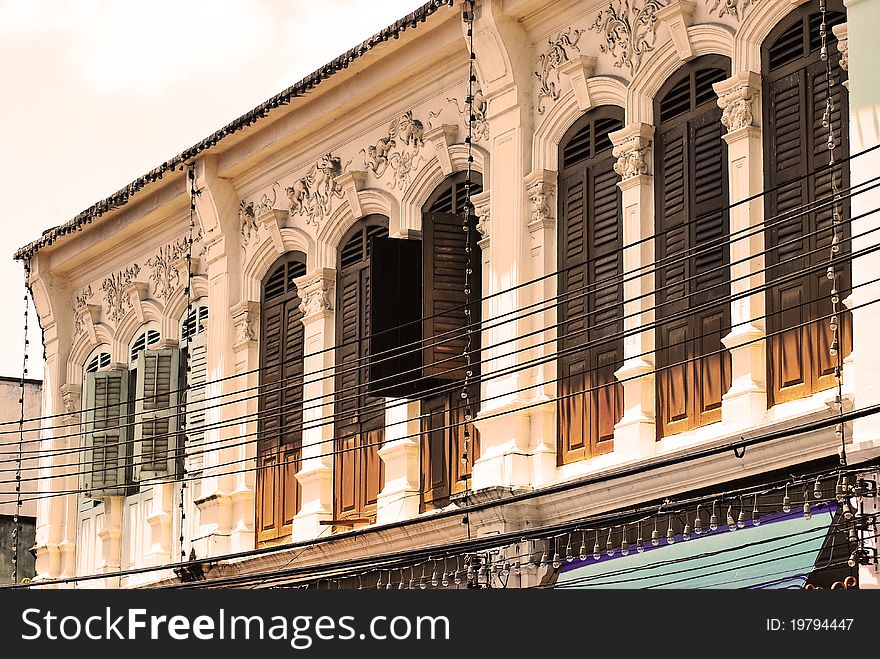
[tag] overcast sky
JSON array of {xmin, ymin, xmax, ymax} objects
[{"xmin": 0, "ymin": 0, "xmax": 426, "ymax": 381}]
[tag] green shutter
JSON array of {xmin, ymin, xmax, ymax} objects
[
  {"xmin": 185, "ymin": 332, "xmax": 208, "ymax": 472},
  {"xmin": 133, "ymin": 348, "xmax": 181, "ymax": 481},
  {"xmin": 83, "ymin": 369, "xmax": 129, "ymax": 497}
]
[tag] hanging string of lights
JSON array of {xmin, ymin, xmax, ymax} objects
[
  {"xmin": 176, "ymin": 163, "xmax": 198, "ymax": 565},
  {"xmin": 459, "ymin": 0, "xmax": 477, "ymax": 482},
  {"xmin": 11, "ymin": 258, "xmax": 31, "ymax": 585}
]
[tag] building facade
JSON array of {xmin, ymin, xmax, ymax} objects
[{"xmin": 15, "ymin": 0, "xmax": 880, "ymax": 588}]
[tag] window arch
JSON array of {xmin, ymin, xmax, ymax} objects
[
  {"xmin": 335, "ymin": 217, "xmax": 387, "ymax": 523},
  {"xmin": 762, "ymin": 0, "xmax": 850, "ymax": 405},
  {"xmin": 420, "ymin": 171, "xmax": 482, "ymax": 510},
  {"xmin": 85, "ymin": 345, "xmax": 112, "ymax": 374},
  {"xmin": 654, "ymin": 55, "xmax": 731, "ymax": 437},
  {"xmin": 556, "ymin": 106, "xmax": 624, "ymax": 464},
  {"xmin": 256, "ymin": 252, "xmax": 306, "ymax": 545}
]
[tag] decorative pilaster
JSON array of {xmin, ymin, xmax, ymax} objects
[
  {"xmin": 713, "ymin": 71, "xmax": 767, "ymax": 426},
  {"xmin": 376, "ymin": 399, "xmax": 421, "ymax": 525},
  {"xmin": 523, "ymin": 170, "xmax": 559, "ymax": 485},
  {"xmin": 610, "ymin": 122, "xmax": 657, "ymax": 459},
  {"xmin": 291, "ymin": 269, "xmax": 336, "ymax": 539}
]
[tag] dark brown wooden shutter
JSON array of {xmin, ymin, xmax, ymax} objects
[
  {"xmin": 557, "ymin": 108, "xmax": 624, "ymax": 465},
  {"xmin": 256, "ymin": 252, "xmax": 305, "ymax": 545},
  {"xmin": 334, "ymin": 218, "xmax": 387, "ymax": 522},
  {"xmin": 764, "ymin": 3, "xmax": 851, "ymax": 406},
  {"xmin": 655, "ymin": 58, "xmax": 731, "ymax": 438},
  {"xmin": 368, "ymin": 236, "xmax": 423, "ymax": 397},
  {"xmin": 420, "ymin": 174, "xmax": 483, "ymax": 510}
]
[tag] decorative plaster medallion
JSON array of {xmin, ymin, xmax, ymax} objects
[
  {"xmin": 239, "ymin": 200, "xmax": 259, "ymax": 247},
  {"xmin": 102, "ymin": 264, "xmax": 141, "ymax": 323},
  {"xmin": 708, "ymin": 0, "xmax": 754, "ymax": 20},
  {"xmin": 73, "ymin": 285, "xmax": 94, "ymax": 336},
  {"xmin": 286, "ymin": 153, "xmax": 346, "ymax": 227},
  {"xmin": 360, "ymin": 110, "xmax": 426, "ymax": 190},
  {"xmin": 146, "ymin": 236, "xmax": 190, "ymax": 303},
  {"xmin": 590, "ymin": 0, "xmax": 666, "ymax": 76},
  {"xmin": 438, "ymin": 87, "xmax": 490, "ymax": 141},
  {"xmin": 535, "ymin": 27, "xmax": 584, "ymax": 114}
]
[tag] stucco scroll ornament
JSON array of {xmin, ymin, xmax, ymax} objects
[
  {"xmin": 528, "ymin": 181, "xmax": 556, "ymax": 224},
  {"xmin": 146, "ymin": 237, "xmax": 188, "ymax": 303},
  {"xmin": 361, "ymin": 110, "xmax": 426, "ymax": 190},
  {"xmin": 286, "ymin": 154, "xmax": 345, "ymax": 227},
  {"xmin": 102, "ymin": 264, "xmax": 141, "ymax": 324},
  {"xmin": 590, "ymin": 0, "xmax": 666, "ymax": 76},
  {"xmin": 535, "ymin": 27, "xmax": 583, "ymax": 114},
  {"xmin": 708, "ymin": 0, "xmax": 755, "ymax": 20},
  {"xmin": 73, "ymin": 285, "xmax": 94, "ymax": 336},
  {"xmin": 239, "ymin": 200, "xmax": 259, "ymax": 247},
  {"xmin": 439, "ymin": 86, "xmax": 489, "ymax": 141},
  {"xmin": 612, "ymin": 136, "xmax": 651, "ymax": 180},
  {"xmin": 717, "ymin": 85, "xmax": 756, "ymax": 132}
]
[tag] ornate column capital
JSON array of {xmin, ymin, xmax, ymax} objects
[
  {"xmin": 471, "ymin": 190, "xmax": 491, "ymax": 242},
  {"xmin": 832, "ymin": 23, "xmax": 848, "ymax": 91},
  {"xmin": 610, "ymin": 122, "xmax": 654, "ymax": 181},
  {"xmin": 60, "ymin": 383, "xmax": 82, "ymax": 418},
  {"xmin": 713, "ymin": 71, "xmax": 762, "ymax": 133},
  {"xmin": 293, "ymin": 268, "xmax": 336, "ymax": 321},
  {"xmin": 524, "ymin": 169, "xmax": 558, "ymax": 231},
  {"xmin": 230, "ymin": 300, "xmax": 259, "ymax": 350}
]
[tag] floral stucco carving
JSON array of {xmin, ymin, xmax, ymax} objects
[
  {"xmin": 590, "ymin": 0, "xmax": 666, "ymax": 76},
  {"xmin": 146, "ymin": 236, "xmax": 189, "ymax": 303},
  {"xmin": 360, "ymin": 110, "xmax": 426, "ymax": 190},
  {"xmin": 102, "ymin": 264, "xmax": 141, "ymax": 323},
  {"xmin": 286, "ymin": 154, "xmax": 345, "ymax": 227},
  {"xmin": 708, "ymin": 0, "xmax": 755, "ymax": 20},
  {"xmin": 535, "ymin": 27, "xmax": 584, "ymax": 114}
]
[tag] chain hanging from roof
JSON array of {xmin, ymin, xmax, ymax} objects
[{"xmin": 12, "ymin": 259, "xmax": 31, "ymax": 585}]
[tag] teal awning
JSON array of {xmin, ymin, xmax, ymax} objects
[{"xmin": 556, "ymin": 504, "xmax": 836, "ymax": 589}]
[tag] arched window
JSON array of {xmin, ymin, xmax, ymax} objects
[
  {"xmin": 257, "ymin": 253, "xmax": 306, "ymax": 545},
  {"xmin": 654, "ymin": 55, "xmax": 731, "ymax": 437},
  {"xmin": 557, "ymin": 107, "xmax": 624, "ymax": 464},
  {"xmin": 420, "ymin": 172, "xmax": 482, "ymax": 510},
  {"xmin": 763, "ymin": 1, "xmax": 850, "ymax": 405},
  {"xmin": 335, "ymin": 218, "xmax": 387, "ymax": 522}
]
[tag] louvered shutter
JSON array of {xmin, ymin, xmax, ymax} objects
[
  {"xmin": 691, "ymin": 108, "xmax": 730, "ymax": 425},
  {"xmin": 369, "ymin": 236, "xmax": 423, "ymax": 397},
  {"xmin": 184, "ymin": 330, "xmax": 207, "ymax": 472},
  {"xmin": 655, "ymin": 60, "xmax": 731, "ymax": 438},
  {"xmin": 133, "ymin": 348, "xmax": 181, "ymax": 480},
  {"xmin": 83, "ymin": 370, "xmax": 129, "ymax": 497},
  {"xmin": 422, "ymin": 210, "xmax": 481, "ymax": 382},
  {"xmin": 334, "ymin": 220, "xmax": 387, "ymax": 522},
  {"xmin": 281, "ymin": 296, "xmax": 304, "ymax": 447},
  {"xmin": 765, "ymin": 7, "xmax": 851, "ymax": 405},
  {"xmin": 656, "ymin": 122, "xmax": 693, "ymax": 435},
  {"xmin": 766, "ymin": 69, "xmax": 811, "ymax": 402}
]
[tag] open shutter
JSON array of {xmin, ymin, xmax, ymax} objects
[
  {"xmin": 368, "ymin": 236, "xmax": 423, "ymax": 397},
  {"xmin": 83, "ymin": 369, "xmax": 129, "ymax": 497},
  {"xmin": 133, "ymin": 348, "xmax": 181, "ymax": 481},
  {"xmin": 185, "ymin": 330, "xmax": 208, "ymax": 472},
  {"xmin": 422, "ymin": 210, "xmax": 481, "ymax": 382},
  {"xmin": 280, "ymin": 297, "xmax": 305, "ymax": 447}
]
